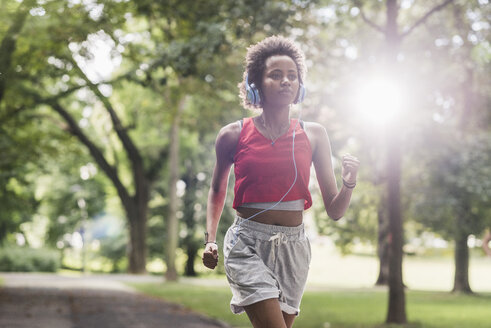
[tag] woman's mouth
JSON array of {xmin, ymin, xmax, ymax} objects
[{"xmin": 279, "ymin": 89, "xmax": 292, "ymax": 95}]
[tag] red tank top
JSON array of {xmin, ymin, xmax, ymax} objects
[{"xmin": 233, "ymin": 117, "xmax": 313, "ymax": 210}]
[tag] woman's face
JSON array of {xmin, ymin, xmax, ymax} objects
[{"xmin": 261, "ymin": 55, "xmax": 300, "ymax": 108}]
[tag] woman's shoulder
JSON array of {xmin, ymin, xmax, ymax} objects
[
  {"xmin": 218, "ymin": 120, "xmax": 242, "ymax": 138},
  {"xmin": 302, "ymin": 121, "xmax": 330, "ymax": 158},
  {"xmin": 215, "ymin": 120, "xmax": 242, "ymax": 152},
  {"xmin": 303, "ymin": 121, "xmax": 328, "ymax": 138}
]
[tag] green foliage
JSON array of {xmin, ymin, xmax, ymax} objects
[
  {"xmin": 0, "ymin": 0, "xmax": 116, "ymax": 245},
  {"xmin": 98, "ymin": 233, "xmax": 128, "ymax": 273},
  {"xmin": 401, "ymin": 0, "xmax": 490, "ymax": 239},
  {"xmin": 313, "ymin": 181, "xmax": 380, "ymax": 254},
  {"xmin": 0, "ymin": 105, "xmax": 62, "ymax": 244},
  {"xmin": 0, "ymin": 246, "xmax": 60, "ymax": 272},
  {"xmin": 42, "ymin": 169, "xmax": 107, "ymax": 248},
  {"xmin": 408, "ymin": 131, "xmax": 491, "ymax": 239}
]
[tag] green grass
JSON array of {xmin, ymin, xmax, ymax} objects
[
  {"xmin": 129, "ymin": 281, "xmax": 250, "ymax": 327},
  {"xmin": 129, "ymin": 281, "xmax": 491, "ymax": 328}
]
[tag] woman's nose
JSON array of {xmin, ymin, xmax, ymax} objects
[{"xmin": 281, "ymin": 77, "xmax": 291, "ymax": 85}]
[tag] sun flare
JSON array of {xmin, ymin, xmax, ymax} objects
[{"xmin": 354, "ymin": 77, "xmax": 404, "ymax": 126}]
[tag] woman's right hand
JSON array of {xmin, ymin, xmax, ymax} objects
[{"xmin": 202, "ymin": 243, "xmax": 219, "ymax": 269}]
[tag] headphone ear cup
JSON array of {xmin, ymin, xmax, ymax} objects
[
  {"xmin": 294, "ymin": 83, "xmax": 306, "ymax": 104},
  {"xmin": 245, "ymin": 74, "xmax": 261, "ymax": 105},
  {"xmin": 248, "ymin": 83, "xmax": 261, "ymax": 105}
]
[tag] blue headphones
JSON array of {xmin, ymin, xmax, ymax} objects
[{"xmin": 246, "ymin": 74, "xmax": 306, "ymax": 105}]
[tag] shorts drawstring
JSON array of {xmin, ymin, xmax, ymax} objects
[{"xmin": 269, "ymin": 232, "xmax": 288, "ymax": 262}]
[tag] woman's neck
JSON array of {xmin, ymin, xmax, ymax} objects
[{"xmin": 260, "ymin": 106, "xmax": 290, "ymax": 131}]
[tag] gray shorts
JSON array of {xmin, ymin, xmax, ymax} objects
[{"xmin": 223, "ymin": 216, "xmax": 311, "ymax": 315}]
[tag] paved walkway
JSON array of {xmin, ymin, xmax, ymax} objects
[{"xmin": 0, "ymin": 273, "xmax": 231, "ymax": 328}]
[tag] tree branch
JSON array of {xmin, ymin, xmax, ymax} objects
[
  {"xmin": 70, "ymin": 59, "xmax": 144, "ymax": 169},
  {"xmin": 146, "ymin": 147, "xmax": 169, "ymax": 181},
  {"xmin": 52, "ymin": 99, "xmax": 133, "ymax": 208},
  {"xmin": 111, "ymin": 57, "xmax": 167, "ymax": 88},
  {"xmin": 352, "ymin": 0, "xmax": 385, "ymax": 35},
  {"xmin": 23, "ymin": 112, "xmax": 69, "ymax": 131},
  {"xmin": 359, "ymin": 8, "xmax": 385, "ymax": 35},
  {"xmin": 0, "ymin": 105, "xmax": 28, "ymax": 125},
  {"xmin": 1, "ymin": 83, "xmax": 88, "ymax": 125},
  {"xmin": 46, "ymin": 84, "xmax": 88, "ymax": 101},
  {"xmin": 401, "ymin": 0, "xmax": 455, "ymax": 39},
  {"xmin": 26, "ymin": 89, "xmax": 133, "ymax": 208}
]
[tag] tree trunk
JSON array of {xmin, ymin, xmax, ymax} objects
[
  {"xmin": 385, "ymin": 130, "xmax": 407, "ymax": 324},
  {"xmin": 127, "ymin": 194, "xmax": 149, "ymax": 274},
  {"xmin": 182, "ymin": 160, "xmax": 199, "ymax": 277},
  {"xmin": 374, "ymin": 0, "xmax": 455, "ymax": 321},
  {"xmin": 128, "ymin": 151, "xmax": 151, "ymax": 273},
  {"xmin": 0, "ymin": 0, "xmax": 33, "ymax": 103},
  {"xmin": 451, "ymin": 26, "xmax": 474, "ymax": 293},
  {"xmin": 185, "ymin": 243, "xmax": 198, "ymax": 276},
  {"xmin": 165, "ymin": 108, "xmax": 182, "ymax": 281},
  {"xmin": 164, "ymin": 94, "xmax": 190, "ymax": 280},
  {"xmin": 128, "ymin": 216, "xmax": 147, "ymax": 274},
  {"xmin": 452, "ymin": 218, "xmax": 472, "ymax": 293},
  {"xmin": 375, "ymin": 194, "xmax": 389, "ymax": 285},
  {"xmin": 384, "ymin": 0, "xmax": 407, "ymax": 324}
]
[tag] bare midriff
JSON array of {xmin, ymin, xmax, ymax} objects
[{"xmin": 236, "ymin": 207, "xmax": 303, "ymax": 227}]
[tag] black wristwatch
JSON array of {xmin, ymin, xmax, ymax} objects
[{"xmin": 204, "ymin": 232, "xmax": 217, "ymax": 246}]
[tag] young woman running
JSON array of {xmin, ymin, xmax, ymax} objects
[{"xmin": 202, "ymin": 35, "xmax": 360, "ymax": 328}]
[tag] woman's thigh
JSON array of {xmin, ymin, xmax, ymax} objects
[{"xmin": 244, "ymin": 298, "xmax": 287, "ymax": 328}]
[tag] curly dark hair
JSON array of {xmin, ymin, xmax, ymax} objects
[{"xmin": 238, "ymin": 35, "xmax": 307, "ymax": 111}]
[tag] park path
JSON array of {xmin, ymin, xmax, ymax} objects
[{"xmin": 0, "ymin": 273, "xmax": 231, "ymax": 328}]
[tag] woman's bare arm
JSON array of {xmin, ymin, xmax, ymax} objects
[
  {"xmin": 202, "ymin": 122, "xmax": 240, "ymax": 269},
  {"xmin": 307, "ymin": 122, "xmax": 359, "ymax": 220}
]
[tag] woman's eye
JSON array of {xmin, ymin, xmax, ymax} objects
[
  {"xmin": 288, "ymin": 74, "xmax": 297, "ymax": 81},
  {"xmin": 271, "ymin": 73, "xmax": 281, "ymax": 79}
]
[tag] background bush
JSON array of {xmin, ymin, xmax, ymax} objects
[{"xmin": 0, "ymin": 246, "xmax": 60, "ymax": 272}]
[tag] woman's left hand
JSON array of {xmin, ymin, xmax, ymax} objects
[{"xmin": 341, "ymin": 154, "xmax": 360, "ymax": 184}]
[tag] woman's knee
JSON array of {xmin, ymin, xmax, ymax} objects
[{"xmin": 282, "ymin": 312, "xmax": 296, "ymax": 328}]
